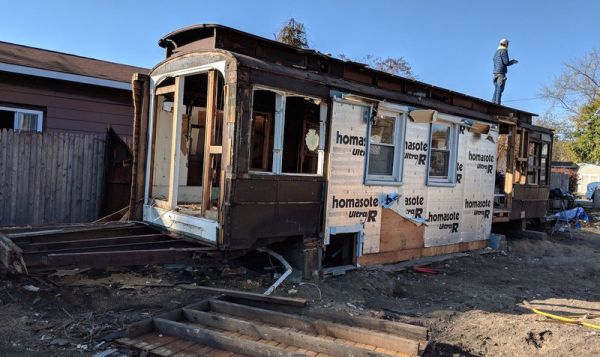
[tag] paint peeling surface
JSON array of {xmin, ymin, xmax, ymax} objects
[{"xmin": 324, "ymin": 99, "xmax": 498, "ymax": 256}]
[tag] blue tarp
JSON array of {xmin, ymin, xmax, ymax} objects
[{"xmin": 555, "ymin": 206, "xmax": 589, "ymax": 225}]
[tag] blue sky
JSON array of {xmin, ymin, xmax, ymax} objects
[{"xmin": 1, "ymin": 0, "xmax": 599, "ymax": 116}]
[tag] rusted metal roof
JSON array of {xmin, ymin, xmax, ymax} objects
[{"xmin": 0, "ymin": 41, "xmax": 148, "ymax": 84}]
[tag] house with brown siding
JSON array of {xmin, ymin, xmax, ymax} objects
[{"xmin": 0, "ymin": 41, "xmax": 148, "ymax": 137}]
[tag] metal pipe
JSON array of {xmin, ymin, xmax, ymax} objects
[{"xmin": 258, "ymin": 247, "xmax": 292, "ymax": 296}]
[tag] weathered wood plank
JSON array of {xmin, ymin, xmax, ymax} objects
[
  {"xmin": 9, "ymin": 129, "xmax": 19, "ymax": 224},
  {"xmin": 0, "ymin": 232, "xmax": 26, "ymax": 274},
  {"xmin": 153, "ymin": 317, "xmax": 307, "ymax": 357},
  {"xmin": 183, "ymin": 308, "xmax": 392, "ymax": 357},
  {"xmin": 0, "ymin": 130, "xmax": 8, "ymax": 224},
  {"xmin": 209, "ymin": 300, "xmax": 422, "ymax": 354},
  {"xmin": 178, "ymin": 286, "xmax": 306, "ymax": 307},
  {"xmin": 0, "ymin": 130, "xmax": 109, "ymax": 226}
]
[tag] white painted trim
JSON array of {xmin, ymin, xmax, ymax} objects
[
  {"xmin": 151, "ymin": 61, "xmax": 226, "ymax": 86},
  {"xmin": 426, "ymin": 119, "xmax": 460, "ymax": 186},
  {"xmin": 365, "ymin": 107, "xmax": 408, "ymax": 185},
  {"xmin": 144, "ymin": 60, "xmax": 228, "ymax": 208},
  {"xmin": 168, "ymin": 76, "xmax": 185, "ymax": 209},
  {"xmin": 272, "ymin": 94, "xmax": 285, "ymax": 174},
  {"xmin": 0, "ymin": 62, "xmax": 132, "ymax": 90},
  {"xmin": 317, "ymin": 102, "xmax": 328, "ymax": 176},
  {"xmin": 143, "ymin": 204, "xmax": 218, "ymax": 243}
]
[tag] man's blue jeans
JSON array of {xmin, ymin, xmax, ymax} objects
[{"xmin": 493, "ymin": 74, "xmax": 506, "ymax": 104}]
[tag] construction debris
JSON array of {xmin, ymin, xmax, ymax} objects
[
  {"xmin": 117, "ymin": 289, "xmax": 429, "ymax": 357},
  {"xmin": 0, "ymin": 222, "xmax": 224, "ymax": 274}
]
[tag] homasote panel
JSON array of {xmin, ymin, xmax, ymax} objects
[{"xmin": 324, "ymin": 98, "xmax": 497, "ymax": 260}]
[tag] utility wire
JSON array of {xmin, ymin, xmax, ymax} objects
[{"xmin": 502, "ymin": 96, "xmax": 545, "ymax": 103}]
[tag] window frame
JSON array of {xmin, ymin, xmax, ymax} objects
[
  {"xmin": 364, "ymin": 104, "xmax": 408, "ymax": 186},
  {"xmin": 526, "ymin": 139, "xmax": 551, "ymax": 186},
  {"xmin": 426, "ymin": 115, "xmax": 460, "ymax": 187},
  {"xmin": 248, "ymin": 85, "xmax": 326, "ymax": 177},
  {"xmin": 0, "ymin": 105, "xmax": 44, "ymax": 132}
]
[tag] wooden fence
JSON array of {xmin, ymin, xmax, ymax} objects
[
  {"xmin": 0, "ymin": 129, "xmax": 106, "ymax": 226},
  {"xmin": 550, "ymin": 172, "xmax": 570, "ymax": 192}
]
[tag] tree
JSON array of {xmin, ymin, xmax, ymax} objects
[
  {"xmin": 540, "ymin": 48, "xmax": 600, "ymax": 163},
  {"xmin": 540, "ymin": 48, "xmax": 600, "ymax": 116},
  {"xmin": 570, "ymin": 98, "xmax": 600, "ymax": 163},
  {"xmin": 275, "ymin": 18, "xmax": 415, "ymax": 78},
  {"xmin": 364, "ymin": 55, "xmax": 414, "ymax": 78},
  {"xmin": 533, "ymin": 113, "xmax": 576, "ymax": 162},
  {"xmin": 338, "ymin": 54, "xmax": 415, "ymax": 78},
  {"xmin": 276, "ymin": 18, "xmax": 308, "ymax": 48}
]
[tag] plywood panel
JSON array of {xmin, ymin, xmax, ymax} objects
[
  {"xmin": 325, "ymin": 99, "xmax": 498, "ymax": 262},
  {"xmin": 379, "ymin": 209, "xmax": 424, "ymax": 252}
]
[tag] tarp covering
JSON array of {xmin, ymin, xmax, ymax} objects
[{"xmin": 555, "ymin": 206, "xmax": 589, "ymax": 223}]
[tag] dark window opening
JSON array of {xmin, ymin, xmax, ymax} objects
[
  {"xmin": 0, "ymin": 110, "xmax": 14, "ymax": 130},
  {"xmin": 282, "ymin": 96, "xmax": 320, "ymax": 174},
  {"xmin": 323, "ymin": 233, "xmax": 357, "ymax": 268},
  {"xmin": 182, "ymin": 73, "xmax": 209, "ymax": 186},
  {"xmin": 251, "ymin": 90, "xmax": 276, "ymax": 171}
]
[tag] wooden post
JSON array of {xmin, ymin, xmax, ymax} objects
[
  {"xmin": 168, "ymin": 76, "xmax": 185, "ymax": 210},
  {"xmin": 504, "ymin": 124, "xmax": 517, "ymax": 211},
  {"xmin": 202, "ymin": 70, "xmax": 218, "ymax": 214}
]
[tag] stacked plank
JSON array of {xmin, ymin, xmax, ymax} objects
[
  {"xmin": 119, "ymin": 294, "xmax": 429, "ymax": 357},
  {"xmin": 0, "ymin": 222, "xmax": 215, "ymax": 274}
]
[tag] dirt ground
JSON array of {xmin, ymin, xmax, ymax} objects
[{"xmin": 1, "ymin": 217, "xmax": 599, "ymax": 356}]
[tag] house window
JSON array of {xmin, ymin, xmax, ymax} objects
[
  {"xmin": 249, "ymin": 88, "xmax": 325, "ymax": 175},
  {"xmin": 365, "ymin": 110, "xmax": 406, "ymax": 184},
  {"xmin": 427, "ymin": 121, "xmax": 458, "ymax": 186},
  {"xmin": 0, "ymin": 106, "xmax": 43, "ymax": 132}
]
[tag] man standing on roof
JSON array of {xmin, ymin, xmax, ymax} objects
[{"xmin": 492, "ymin": 38, "xmax": 518, "ymax": 104}]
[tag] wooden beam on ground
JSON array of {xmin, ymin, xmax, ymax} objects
[
  {"xmin": 304, "ymin": 309, "xmax": 428, "ymax": 342},
  {"xmin": 93, "ymin": 206, "xmax": 129, "ymax": 224},
  {"xmin": 177, "ymin": 286, "xmax": 306, "ymax": 307},
  {"xmin": 183, "ymin": 308, "xmax": 393, "ymax": 357},
  {"xmin": 153, "ymin": 317, "xmax": 304, "ymax": 357},
  {"xmin": 21, "ymin": 234, "xmax": 169, "ymax": 252},
  {"xmin": 41, "ymin": 247, "xmax": 210, "ymax": 269},
  {"xmin": 208, "ymin": 300, "xmax": 420, "ymax": 355},
  {"xmin": 0, "ymin": 232, "xmax": 26, "ymax": 274},
  {"xmin": 8, "ymin": 223, "xmax": 143, "ymax": 243},
  {"xmin": 127, "ymin": 307, "xmax": 187, "ymax": 338}
]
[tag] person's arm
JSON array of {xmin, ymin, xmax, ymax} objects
[{"xmin": 504, "ymin": 51, "xmax": 518, "ymax": 66}]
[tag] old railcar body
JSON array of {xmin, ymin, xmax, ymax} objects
[{"xmin": 129, "ymin": 25, "xmax": 552, "ymax": 275}]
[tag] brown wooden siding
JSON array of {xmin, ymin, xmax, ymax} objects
[
  {"xmin": 0, "ymin": 71, "xmax": 134, "ymax": 137},
  {"xmin": 225, "ymin": 177, "xmax": 324, "ymax": 249}
]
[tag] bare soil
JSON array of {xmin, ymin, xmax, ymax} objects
[{"xmin": 1, "ymin": 219, "xmax": 599, "ymax": 356}]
